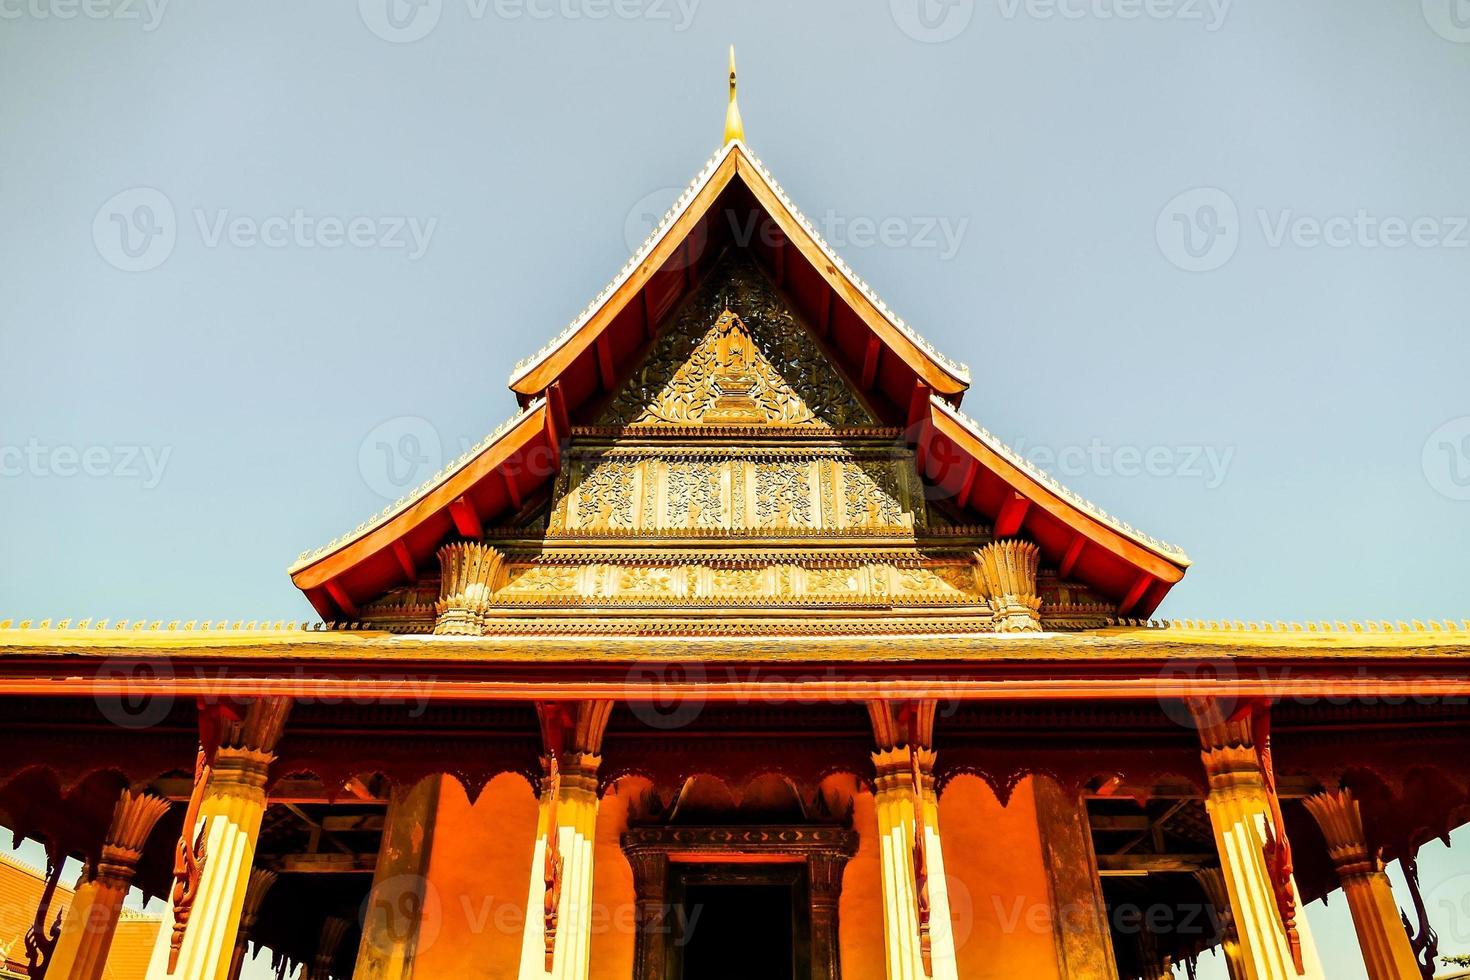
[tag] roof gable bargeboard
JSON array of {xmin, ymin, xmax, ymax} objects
[{"xmin": 289, "ymin": 139, "xmax": 1188, "ymax": 624}]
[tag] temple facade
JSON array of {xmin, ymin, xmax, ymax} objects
[{"xmin": 2, "ymin": 58, "xmax": 1467, "ymax": 980}]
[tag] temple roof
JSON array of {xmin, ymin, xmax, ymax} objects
[{"xmin": 289, "ymin": 135, "xmax": 1190, "ymax": 621}]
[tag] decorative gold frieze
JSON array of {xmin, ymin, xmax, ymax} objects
[
  {"xmin": 599, "ymin": 254, "xmax": 874, "ymax": 429},
  {"xmin": 973, "ymin": 539, "xmax": 1042, "ymax": 632},
  {"xmin": 434, "ymin": 542, "xmax": 507, "ymax": 636}
]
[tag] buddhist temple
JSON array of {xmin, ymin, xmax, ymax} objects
[{"xmin": 3, "ymin": 53, "xmax": 1468, "ymax": 980}]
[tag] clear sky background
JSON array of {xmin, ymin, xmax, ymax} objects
[{"xmin": 1, "ymin": 1, "xmax": 1468, "ymax": 978}]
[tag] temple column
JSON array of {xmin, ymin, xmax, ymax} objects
[
  {"xmin": 518, "ymin": 701, "xmax": 612, "ymax": 980},
  {"xmin": 48, "ymin": 789, "xmax": 171, "ymax": 980},
  {"xmin": 627, "ymin": 851, "xmax": 669, "ymax": 980},
  {"xmin": 868, "ymin": 701, "xmax": 958, "ymax": 980},
  {"xmin": 1302, "ymin": 788, "xmax": 1419, "ymax": 980},
  {"xmin": 225, "ymin": 869, "xmax": 277, "ymax": 980},
  {"xmin": 1188, "ymin": 698, "xmax": 1325, "ymax": 980},
  {"xmin": 353, "ymin": 777, "xmax": 441, "ymax": 978},
  {"xmin": 146, "ymin": 697, "xmax": 291, "ymax": 980},
  {"xmin": 1032, "ymin": 777, "xmax": 1118, "ymax": 976},
  {"xmin": 809, "ymin": 852, "xmax": 847, "ymax": 980}
]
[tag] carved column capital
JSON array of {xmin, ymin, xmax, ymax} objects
[
  {"xmin": 1303, "ymin": 788, "xmax": 1379, "ymax": 880},
  {"xmin": 213, "ymin": 696, "xmax": 293, "ymax": 794},
  {"xmin": 96, "ymin": 790, "xmax": 171, "ymax": 886},
  {"xmin": 871, "ymin": 745, "xmax": 938, "ymax": 796},
  {"xmin": 973, "ymin": 539, "xmax": 1042, "ymax": 632},
  {"xmin": 434, "ymin": 541, "xmax": 507, "ymax": 635},
  {"xmin": 1187, "ymin": 697, "xmax": 1265, "ymax": 794}
]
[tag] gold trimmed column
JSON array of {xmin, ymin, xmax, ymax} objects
[
  {"xmin": 1302, "ymin": 788, "xmax": 1419, "ymax": 980},
  {"xmin": 868, "ymin": 701, "xmax": 959, "ymax": 980},
  {"xmin": 148, "ymin": 697, "xmax": 291, "ymax": 980},
  {"xmin": 973, "ymin": 540, "xmax": 1042, "ymax": 632},
  {"xmin": 353, "ymin": 776, "xmax": 441, "ymax": 979},
  {"xmin": 518, "ymin": 701, "xmax": 612, "ymax": 980},
  {"xmin": 48, "ymin": 789, "xmax": 171, "ymax": 980},
  {"xmin": 1189, "ymin": 698, "xmax": 1325, "ymax": 980},
  {"xmin": 225, "ymin": 869, "xmax": 277, "ymax": 980},
  {"xmin": 434, "ymin": 541, "xmax": 507, "ymax": 635}
]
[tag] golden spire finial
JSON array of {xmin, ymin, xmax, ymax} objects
[{"xmin": 724, "ymin": 45, "xmax": 745, "ymax": 144}]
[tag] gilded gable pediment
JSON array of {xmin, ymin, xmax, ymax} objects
[{"xmin": 599, "ymin": 255, "xmax": 875, "ymax": 429}]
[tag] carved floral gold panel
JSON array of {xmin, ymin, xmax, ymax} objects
[{"xmin": 599, "ymin": 254, "xmax": 874, "ymax": 429}]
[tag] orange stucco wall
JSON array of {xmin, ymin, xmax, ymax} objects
[
  {"xmin": 939, "ymin": 775, "xmax": 1062, "ymax": 980},
  {"xmin": 413, "ymin": 772, "xmax": 540, "ymax": 979},
  {"xmin": 838, "ymin": 789, "xmax": 889, "ymax": 980},
  {"xmin": 588, "ymin": 784, "xmax": 639, "ymax": 979}
]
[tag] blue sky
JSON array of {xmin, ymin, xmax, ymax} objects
[{"xmin": 2, "ymin": 1, "xmax": 1468, "ymax": 978}]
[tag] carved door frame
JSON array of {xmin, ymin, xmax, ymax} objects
[{"xmin": 621, "ymin": 825, "xmax": 858, "ymax": 980}]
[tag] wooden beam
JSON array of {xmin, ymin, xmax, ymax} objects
[
  {"xmin": 1059, "ymin": 535, "xmax": 1086, "ymax": 580},
  {"xmin": 323, "ymin": 581, "xmax": 357, "ymax": 621},
  {"xmin": 859, "ymin": 335, "xmax": 882, "ymax": 390},
  {"xmin": 1087, "ymin": 815, "xmax": 1152, "ymax": 832},
  {"xmin": 322, "ymin": 814, "xmax": 386, "ymax": 833},
  {"xmin": 267, "ymin": 853, "xmax": 378, "ymax": 874},
  {"xmin": 774, "ymin": 236, "xmax": 786, "ymax": 287},
  {"xmin": 449, "ymin": 496, "xmax": 483, "ymax": 539},
  {"xmin": 640, "ymin": 289, "xmax": 654, "ymax": 340},
  {"xmin": 1118, "ymin": 571, "xmax": 1154, "ymax": 617},
  {"xmin": 391, "ymin": 540, "xmax": 417, "ymax": 583},
  {"xmin": 994, "ymin": 493, "xmax": 1031, "ymax": 538},
  {"xmin": 595, "ymin": 335, "xmax": 616, "ymax": 392},
  {"xmin": 502, "ymin": 468, "xmax": 523, "ymax": 511},
  {"xmin": 1097, "ymin": 853, "xmax": 1216, "ymax": 875},
  {"xmin": 955, "ymin": 459, "xmax": 979, "ymax": 511},
  {"xmin": 819, "ymin": 290, "xmax": 834, "ymax": 338}
]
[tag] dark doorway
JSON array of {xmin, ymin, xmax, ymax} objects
[{"xmin": 671, "ymin": 864, "xmax": 808, "ymax": 980}]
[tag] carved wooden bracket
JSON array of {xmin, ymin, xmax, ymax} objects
[
  {"xmin": 1398, "ymin": 848, "xmax": 1438, "ymax": 980},
  {"xmin": 1247, "ymin": 704, "xmax": 1305, "ymax": 975},
  {"xmin": 24, "ymin": 848, "xmax": 63, "ymax": 980},
  {"xmin": 434, "ymin": 541, "xmax": 508, "ymax": 636}
]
